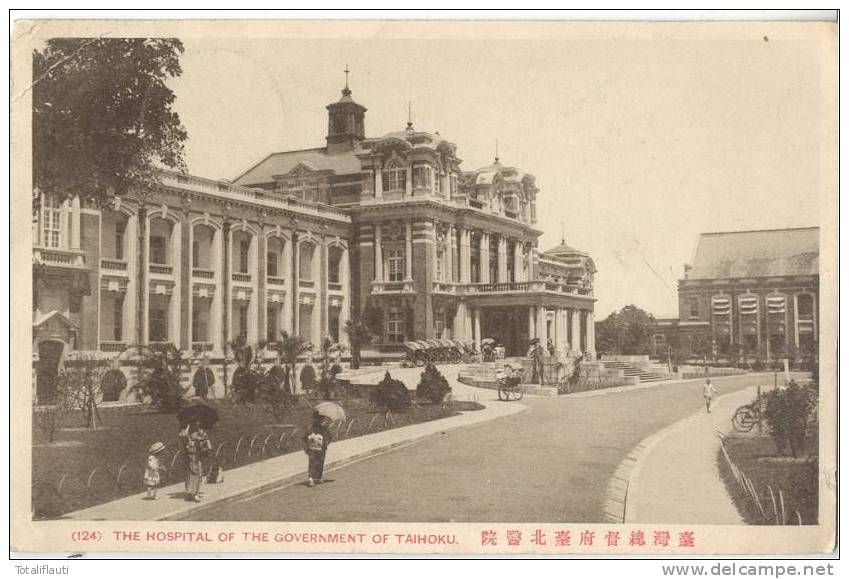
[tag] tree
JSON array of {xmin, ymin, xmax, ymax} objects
[
  {"xmin": 344, "ymin": 317, "xmax": 372, "ymax": 369},
  {"xmin": 595, "ymin": 305, "xmax": 657, "ymax": 355},
  {"xmin": 33, "ymin": 38, "xmax": 187, "ymax": 208},
  {"xmin": 273, "ymin": 331, "xmax": 311, "ymax": 395}
]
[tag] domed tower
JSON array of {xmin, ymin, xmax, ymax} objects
[{"xmin": 326, "ymin": 68, "xmax": 367, "ymax": 154}]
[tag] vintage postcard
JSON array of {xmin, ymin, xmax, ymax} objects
[{"xmin": 10, "ymin": 17, "xmax": 837, "ymax": 556}]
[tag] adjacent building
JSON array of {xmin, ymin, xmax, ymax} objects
[
  {"xmin": 32, "ymin": 78, "xmax": 597, "ymax": 401},
  {"xmin": 655, "ymin": 227, "xmax": 819, "ymax": 362}
]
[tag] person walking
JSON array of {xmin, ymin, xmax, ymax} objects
[
  {"xmin": 527, "ymin": 338, "xmax": 544, "ymax": 385},
  {"xmin": 302, "ymin": 411, "xmax": 332, "ymax": 487},
  {"xmin": 192, "ymin": 356, "xmax": 215, "ymax": 399},
  {"xmin": 180, "ymin": 421, "xmax": 211, "ymax": 502},
  {"xmin": 703, "ymin": 378, "xmax": 718, "ymax": 413}
]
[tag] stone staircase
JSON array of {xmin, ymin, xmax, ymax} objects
[{"xmin": 601, "ymin": 359, "xmax": 671, "ymax": 383}]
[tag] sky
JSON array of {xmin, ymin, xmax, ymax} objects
[{"xmin": 166, "ymin": 25, "xmax": 828, "ymax": 319}]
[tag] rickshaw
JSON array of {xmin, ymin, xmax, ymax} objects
[
  {"xmin": 439, "ymin": 339, "xmax": 462, "ymax": 363},
  {"xmin": 497, "ymin": 362, "xmax": 524, "ymax": 401},
  {"xmin": 403, "ymin": 341, "xmax": 429, "ymax": 366},
  {"xmin": 425, "ymin": 340, "xmax": 447, "ymax": 363}
]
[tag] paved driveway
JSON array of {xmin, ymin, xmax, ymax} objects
[{"xmin": 190, "ymin": 371, "xmax": 774, "ymax": 523}]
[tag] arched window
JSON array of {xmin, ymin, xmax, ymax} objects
[
  {"xmin": 299, "ymin": 241, "xmax": 315, "ymax": 281},
  {"xmin": 328, "ymin": 246, "xmax": 344, "ymax": 284},
  {"xmin": 382, "ymin": 160, "xmax": 406, "ymax": 193}
]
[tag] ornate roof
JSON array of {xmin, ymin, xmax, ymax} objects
[{"xmin": 688, "ymin": 227, "xmax": 819, "ymax": 279}]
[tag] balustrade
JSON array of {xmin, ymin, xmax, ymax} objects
[{"xmin": 101, "ymin": 258, "xmax": 128, "ymax": 271}]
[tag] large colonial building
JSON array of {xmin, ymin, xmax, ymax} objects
[
  {"xmin": 655, "ymin": 227, "xmax": 819, "ymax": 362},
  {"xmin": 32, "ymin": 79, "xmax": 596, "ymax": 398}
]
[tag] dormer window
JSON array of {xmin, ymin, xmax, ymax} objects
[
  {"xmin": 412, "ymin": 166, "xmax": 431, "ymax": 190},
  {"xmin": 383, "ymin": 166, "xmax": 406, "ymax": 192}
]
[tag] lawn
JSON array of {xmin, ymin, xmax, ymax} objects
[
  {"xmin": 32, "ymin": 395, "xmax": 483, "ymax": 519},
  {"xmin": 717, "ymin": 430, "xmax": 818, "ymax": 525}
]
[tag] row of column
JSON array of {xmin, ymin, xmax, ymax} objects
[
  {"xmin": 372, "ymin": 221, "xmax": 531, "ymax": 284},
  {"xmin": 449, "ymin": 304, "xmax": 596, "ymax": 357},
  {"xmin": 119, "ymin": 209, "xmax": 350, "ymax": 354}
]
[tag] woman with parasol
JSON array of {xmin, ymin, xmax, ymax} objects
[
  {"xmin": 177, "ymin": 399, "xmax": 218, "ymax": 502},
  {"xmin": 302, "ymin": 402, "xmax": 345, "ymax": 487}
]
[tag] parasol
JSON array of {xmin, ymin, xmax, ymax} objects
[
  {"xmin": 481, "ymin": 338, "xmax": 496, "ymax": 346},
  {"xmin": 313, "ymin": 401, "xmax": 346, "ymax": 423},
  {"xmin": 528, "ymin": 338, "xmax": 540, "ymax": 345},
  {"xmin": 505, "ymin": 361, "xmax": 525, "ymax": 372},
  {"xmin": 177, "ymin": 397, "xmax": 219, "ymax": 429}
]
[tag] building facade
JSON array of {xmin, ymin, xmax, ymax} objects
[
  {"xmin": 32, "ymin": 79, "xmax": 596, "ymax": 399},
  {"xmin": 655, "ymin": 227, "xmax": 819, "ymax": 363}
]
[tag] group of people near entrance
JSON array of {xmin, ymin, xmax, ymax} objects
[{"xmin": 520, "ymin": 338, "xmax": 584, "ymax": 386}]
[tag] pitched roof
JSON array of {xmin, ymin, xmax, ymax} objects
[
  {"xmin": 232, "ymin": 148, "xmax": 363, "ymax": 186},
  {"xmin": 544, "ymin": 240, "xmax": 587, "ymax": 257},
  {"xmin": 688, "ymin": 227, "xmax": 819, "ymax": 279}
]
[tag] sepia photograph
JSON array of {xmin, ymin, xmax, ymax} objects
[{"xmin": 10, "ymin": 15, "xmax": 838, "ymax": 557}]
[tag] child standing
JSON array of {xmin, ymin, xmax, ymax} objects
[{"xmin": 143, "ymin": 442, "xmax": 166, "ymax": 500}]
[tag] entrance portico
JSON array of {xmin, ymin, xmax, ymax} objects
[{"xmin": 459, "ymin": 285, "xmax": 595, "ymax": 357}]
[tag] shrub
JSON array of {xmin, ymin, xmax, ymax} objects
[
  {"xmin": 763, "ymin": 381, "xmax": 815, "ymax": 457},
  {"xmin": 370, "ymin": 371, "xmax": 411, "ymax": 411},
  {"xmin": 416, "ymin": 364, "xmax": 451, "ymax": 403}
]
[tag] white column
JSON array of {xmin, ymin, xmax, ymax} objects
[
  {"xmin": 338, "ymin": 247, "xmax": 350, "ymax": 348},
  {"xmin": 587, "ymin": 311, "xmax": 596, "ymax": 359},
  {"xmin": 497, "ymin": 236, "xmax": 508, "ymax": 283},
  {"xmin": 571, "ymin": 309, "xmax": 582, "ymax": 354},
  {"xmin": 374, "ymin": 224, "xmax": 383, "ymax": 282},
  {"xmin": 453, "ymin": 301, "xmax": 467, "ymax": 341},
  {"xmin": 405, "ymin": 165, "xmax": 413, "ymax": 198},
  {"xmin": 293, "ymin": 235, "xmax": 300, "ymax": 337},
  {"xmin": 479, "ymin": 233, "xmax": 490, "ymax": 284},
  {"xmin": 170, "ymin": 220, "xmax": 182, "ymax": 348},
  {"xmin": 405, "ymin": 220, "xmax": 413, "ymax": 280},
  {"xmin": 537, "ymin": 305, "xmax": 548, "ymax": 350},
  {"xmin": 528, "ymin": 306, "xmax": 536, "ymax": 339},
  {"xmin": 374, "ymin": 163, "xmax": 383, "ymax": 199},
  {"xmin": 473, "ymin": 308, "xmax": 481, "ymax": 352},
  {"xmin": 283, "ymin": 237, "xmax": 294, "ymax": 334},
  {"xmin": 460, "ymin": 227, "xmax": 471, "ymax": 283},
  {"xmin": 446, "ymin": 225, "xmax": 455, "ymax": 282},
  {"xmin": 124, "ymin": 213, "xmax": 138, "ymax": 345},
  {"xmin": 513, "ymin": 242, "xmax": 523, "ymax": 282},
  {"xmin": 71, "ymin": 196, "xmax": 82, "ymax": 250}
]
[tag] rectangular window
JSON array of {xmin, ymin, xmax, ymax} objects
[
  {"xmin": 436, "ymin": 247, "xmax": 444, "ymax": 281},
  {"xmin": 413, "ymin": 166, "xmax": 431, "ymax": 190},
  {"xmin": 149, "ymin": 308, "xmax": 167, "ymax": 342},
  {"xmin": 434, "ymin": 318, "xmax": 444, "ymax": 340},
  {"xmin": 688, "ymin": 296, "xmax": 700, "ymax": 319},
  {"xmin": 149, "ymin": 236, "xmax": 167, "ymax": 265},
  {"xmin": 267, "ymin": 251, "xmax": 278, "ymax": 278},
  {"xmin": 192, "ymin": 240, "xmax": 199, "ymax": 268},
  {"xmin": 382, "ymin": 168, "xmax": 406, "ymax": 192},
  {"xmin": 387, "ymin": 309, "xmax": 405, "ymax": 343},
  {"xmin": 267, "ymin": 306, "xmax": 278, "ymax": 343},
  {"xmin": 42, "ymin": 196, "xmax": 62, "ymax": 248},
  {"xmin": 113, "ymin": 296, "xmax": 124, "ymax": 341},
  {"xmin": 115, "ymin": 222, "xmax": 125, "ymax": 260},
  {"xmin": 449, "ymin": 174, "xmax": 457, "ymax": 198},
  {"xmin": 239, "ymin": 240, "xmax": 250, "ymax": 274},
  {"xmin": 387, "ymin": 248, "xmax": 405, "ymax": 282},
  {"xmin": 434, "ymin": 171, "xmax": 442, "ymax": 195},
  {"xmin": 238, "ymin": 305, "xmax": 248, "ymax": 339}
]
